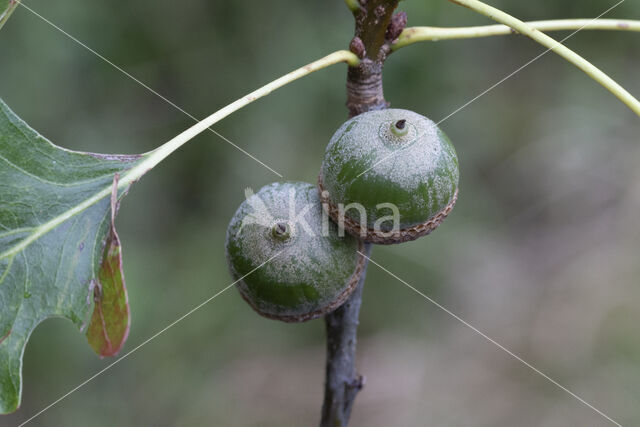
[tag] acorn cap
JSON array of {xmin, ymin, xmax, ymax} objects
[
  {"xmin": 226, "ymin": 181, "xmax": 366, "ymax": 322},
  {"xmin": 319, "ymin": 109, "xmax": 459, "ymax": 244}
]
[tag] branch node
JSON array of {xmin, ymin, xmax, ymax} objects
[{"xmin": 347, "ymin": 375, "xmax": 366, "ymax": 390}]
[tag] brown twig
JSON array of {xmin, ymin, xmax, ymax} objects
[{"xmin": 320, "ymin": 1, "xmax": 403, "ymax": 425}]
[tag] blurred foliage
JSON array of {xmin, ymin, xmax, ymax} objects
[{"xmin": 1, "ymin": 0, "xmax": 639, "ymax": 425}]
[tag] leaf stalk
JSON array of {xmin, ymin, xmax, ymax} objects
[
  {"xmin": 393, "ymin": 19, "xmax": 640, "ymax": 49},
  {"xmin": 121, "ymin": 50, "xmax": 359, "ymax": 188},
  {"xmin": 445, "ymin": 0, "xmax": 640, "ymax": 117}
]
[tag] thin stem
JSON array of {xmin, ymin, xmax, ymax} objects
[
  {"xmin": 0, "ymin": 0, "xmax": 21, "ymax": 30},
  {"xmin": 321, "ymin": 243, "xmax": 372, "ymax": 427},
  {"xmin": 0, "ymin": 50, "xmax": 360, "ymax": 261},
  {"xmin": 447, "ymin": 0, "xmax": 640, "ymax": 117},
  {"xmin": 120, "ymin": 50, "xmax": 359, "ymax": 188},
  {"xmin": 394, "ymin": 19, "xmax": 640, "ymax": 49}
]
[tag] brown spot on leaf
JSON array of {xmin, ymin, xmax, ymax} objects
[{"xmin": 86, "ymin": 173, "xmax": 130, "ymax": 357}]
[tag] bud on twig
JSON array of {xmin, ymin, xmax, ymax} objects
[
  {"xmin": 386, "ymin": 11, "xmax": 407, "ymax": 41},
  {"xmin": 349, "ymin": 37, "xmax": 366, "ymax": 59}
]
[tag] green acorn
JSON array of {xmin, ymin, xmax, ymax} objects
[
  {"xmin": 318, "ymin": 108, "xmax": 459, "ymax": 244},
  {"xmin": 226, "ymin": 181, "xmax": 366, "ymax": 322}
]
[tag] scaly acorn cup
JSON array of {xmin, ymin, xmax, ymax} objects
[
  {"xmin": 226, "ymin": 181, "xmax": 366, "ymax": 322},
  {"xmin": 318, "ymin": 108, "xmax": 459, "ymax": 244}
]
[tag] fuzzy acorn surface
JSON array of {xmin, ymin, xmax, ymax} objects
[
  {"xmin": 226, "ymin": 181, "xmax": 365, "ymax": 322},
  {"xmin": 319, "ymin": 109, "xmax": 459, "ymax": 244}
]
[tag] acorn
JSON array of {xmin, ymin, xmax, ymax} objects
[
  {"xmin": 318, "ymin": 108, "xmax": 459, "ymax": 244},
  {"xmin": 226, "ymin": 181, "xmax": 366, "ymax": 322}
]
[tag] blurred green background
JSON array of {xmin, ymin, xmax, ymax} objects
[{"xmin": 1, "ymin": 0, "xmax": 639, "ymax": 425}]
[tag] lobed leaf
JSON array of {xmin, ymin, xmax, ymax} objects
[{"xmin": 0, "ymin": 98, "xmax": 145, "ymax": 413}]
